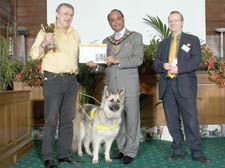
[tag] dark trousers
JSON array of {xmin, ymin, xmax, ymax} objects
[
  {"xmin": 162, "ymin": 78, "xmax": 203, "ymax": 158},
  {"xmin": 42, "ymin": 72, "xmax": 78, "ymax": 161}
]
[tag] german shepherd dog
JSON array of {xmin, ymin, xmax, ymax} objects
[{"xmin": 72, "ymin": 86, "xmax": 125, "ymax": 164}]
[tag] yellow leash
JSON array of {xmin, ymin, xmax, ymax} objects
[
  {"xmin": 78, "ymin": 92, "xmax": 100, "ymax": 125},
  {"xmin": 78, "ymin": 92, "xmax": 119, "ymax": 130},
  {"xmin": 79, "ymin": 92, "xmax": 101, "ymax": 105}
]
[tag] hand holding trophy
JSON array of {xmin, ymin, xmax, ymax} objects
[{"xmin": 41, "ymin": 23, "xmax": 57, "ymax": 50}]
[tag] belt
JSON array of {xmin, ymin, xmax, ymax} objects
[{"xmin": 44, "ymin": 71, "xmax": 75, "ymax": 77}]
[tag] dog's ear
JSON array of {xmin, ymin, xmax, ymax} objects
[
  {"xmin": 118, "ymin": 88, "xmax": 125, "ymax": 98},
  {"xmin": 104, "ymin": 86, "xmax": 111, "ymax": 97}
]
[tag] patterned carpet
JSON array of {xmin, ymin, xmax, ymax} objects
[{"xmin": 13, "ymin": 138, "xmax": 225, "ymax": 168}]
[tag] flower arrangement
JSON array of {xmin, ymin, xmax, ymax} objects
[
  {"xmin": 198, "ymin": 44, "xmax": 213, "ymax": 70},
  {"xmin": 140, "ymin": 82, "xmax": 154, "ymax": 110},
  {"xmin": 16, "ymin": 60, "xmax": 43, "ymax": 87},
  {"xmin": 204, "ymin": 56, "xmax": 225, "ymax": 87},
  {"xmin": 200, "ymin": 44, "xmax": 225, "ymax": 87}
]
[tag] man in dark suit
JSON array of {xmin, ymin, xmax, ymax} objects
[{"xmin": 154, "ymin": 11, "xmax": 211, "ymax": 163}]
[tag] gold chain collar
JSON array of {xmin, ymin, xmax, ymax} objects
[{"xmin": 107, "ymin": 30, "xmax": 133, "ymax": 45}]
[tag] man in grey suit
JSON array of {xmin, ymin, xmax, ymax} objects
[
  {"xmin": 154, "ymin": 11, "xmax": 211, "ymax": 163},
  {"xmin": 87, "ymin": 9, "xmax": 144, "ymax": 164}
]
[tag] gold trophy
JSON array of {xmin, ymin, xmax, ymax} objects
[{"xmin": 41, "ymin": 23, "xmax": 56, "ymax": 50}]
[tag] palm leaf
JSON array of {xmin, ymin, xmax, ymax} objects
[{"xmin": 143, "ymin": 15, "xmax": 171, "ymax": 40}]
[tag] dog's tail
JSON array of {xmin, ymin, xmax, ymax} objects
[
  {"xmin": 71, "ymin": 119, "xmax": 78, "ymax": 153},
  {"xmin": 72, "ymin": 107, "xmax": 83, "ymax": 153},
  {"xmin": 72, "ymin": 107, "xmax": 86, "ymax": 154}
]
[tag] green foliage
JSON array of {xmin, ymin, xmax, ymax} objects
[
  {"xmin": 143, "ymin": 15, "xmax": 171, "ymax": 40},
  {"xmin": 77, "ymin": 63, "xmax": 94, "ymax": 87},
  {"xmin": 144, "ymin": 36, "xmax": 160, "ymax": 62},
  {"xmin": 0, "ymin": 23, "xmax": 23, "ymax": 91},
  {"xmin": 198, "ymin": 43, "xmax": 213, "ymax": 71},
  {"xmin": 141, "ymin": 15, "xmax": 171, "ymax": 69},
  {"xmin": 77, "ymin": 64, "xmax": 99, "ymax": 105},
  {"xmin": 0, "ymin": 57, "xmax": 23, "ymax": 91}
]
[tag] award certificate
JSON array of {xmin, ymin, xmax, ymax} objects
[{"xmin": 79, "ymin": 44, "xmax": 107, "ymax": 63}]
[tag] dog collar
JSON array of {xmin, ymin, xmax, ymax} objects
[{"xmin": 90, "ymin": 110, "xmax": 119, "ymax": 130}]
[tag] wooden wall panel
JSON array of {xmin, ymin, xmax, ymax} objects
[
  {"xmin": 15, "ymin": 0, "xmax": 46, "ymax": 61},
  {"xmin": 16, "ymin": 0, "xmax": 47, "ymax": 37},
  {"xmin": 13, "ymin": 81, "xmax": 44, "ymax": 126},
  {"xmin": 17, "ymin": 0, "xmax": 45, "ymax": 6},
  {"xmin": 0, "ymin": 0, "xmax": 13, "ymax": 36},
  {"xmin": 206, "ymin": 0, "xmax": 225, "ymax": 56},
  {"xmin": 197, "ymin": 72, "xmax": 225, "ymax": 124},
  {"xmin": 0, "ymin": 107, "xmax": 5, "ymax": 148},
  {"xmin": 0, "ymin": 91, "xmax": 32, "ymax": 168},
  {"xmin": 206, "ymin": 0, "xmax": 225, "ymax": 34},
  {"xmin": 5, "ymin": 105, "xmax": 13, "ymax": 145}
]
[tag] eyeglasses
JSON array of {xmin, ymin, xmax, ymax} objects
[{"xmin": 168, "ymin": 20, "xmax": 182, "ymax": 24}]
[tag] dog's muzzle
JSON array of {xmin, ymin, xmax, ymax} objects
[{"xmin": 109, "ymin": 104, "xmax": 120, "ymax": 112}]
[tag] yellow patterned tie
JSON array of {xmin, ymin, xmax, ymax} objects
[{"xmin": 168, "ymin": 36, "xmax": 177, "ymax": 78}]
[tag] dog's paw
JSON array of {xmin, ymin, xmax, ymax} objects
[
  {"xmin": 106, "ymin": 158, "xmax": 112, "ymax": 163},
  {"xmin": 87, "ymin": 152, "xmax": 93, "ymax": 157},
  {"xmin": 78, "ymin": 152, "xmax": 83, "ymax": 157},
  {"xmin": 92, "ymin": 159, "xmax": 99, "ymax": 164}
]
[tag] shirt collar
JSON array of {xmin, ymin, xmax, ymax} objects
[
  {"xmin": 55, "ymin": 22, "xmax": 73, "ymax": 34},
  {"xmin": 172, "ymin": 31, "xmax": 182, "ymax": 39},
  {"xmin": 114, "ymin": 27, "xmax": 126, "ymax": 38}
]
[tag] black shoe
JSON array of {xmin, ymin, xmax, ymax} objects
[
  {"xmin": 192, "ymin": 156, "xmax": 211, "ymax": 163},
  {"xmin": 58, "ymin": 157, "xmax": 83, "ymax": 165},
  {"xmin": 44, "ymin": 160, "xmax": 58, "ymax": 168},
  {"xmin": 168, "ymin": 154, "xmax": 185, "ymax": 161},
  {"xmin": 121, "ymin": 156, "xmax": 134, "ymax": 164},
  {"xmin": 112, "ymin": 152, "xmax": 124, "ymax": 159}
]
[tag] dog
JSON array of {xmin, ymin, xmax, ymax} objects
[{"xmin": 72, "ymin": 86, "xmax": 125, "ymax": 164}]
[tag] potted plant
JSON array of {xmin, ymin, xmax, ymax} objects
[
  {"xmin": 202, "ymin": 45, "xmax": 225, "ymax": 87},
  {"xmin": 0, "ymin": 23, "xmax": 24, "ymax": 91},
  {"xmin": 77, "ymin": 64, "xmax": 103, "ymax": 105},
  {"xmin": 139, "ymin": 16, "xmax": 171, "ymax": 73},
  {"xmin": 140, "ymin": 37, "xmax": 160, "ymax": 73},
  {"xmin": 16, "ymin": 59, "xmax": 43, "ymax": 87}
]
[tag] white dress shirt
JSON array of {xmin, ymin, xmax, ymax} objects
[{"xmin": 114, "ymin": 27, "xmax": 126, "ymax": 40}]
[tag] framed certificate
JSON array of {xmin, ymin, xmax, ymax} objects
[{"xmin": 79, "ymin": 44, "xmax": 107, "ymax": 63}]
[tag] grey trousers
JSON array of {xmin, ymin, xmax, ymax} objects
[
  {"xmin": 116, "ymin": 96, "xmax": 140, "ymax": 158},
  {"xmin": 42, "ymin": 72, "xmax": 78, "ymax": 161}
]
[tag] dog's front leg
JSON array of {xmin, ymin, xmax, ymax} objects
[
  {"xmin": 92, "ymin": 139, "xmax": 101, "ymax": 164},
  {"xmin": 84, "ymin": 136, "xmax": 93, "ymax": 156},
  {"xmin": 104, "ymin": 139, "xmax": 114, "ymax": 162},
  {"xmin": 77, "ymin": 137, "xmax": 83, "ymax": 157}
]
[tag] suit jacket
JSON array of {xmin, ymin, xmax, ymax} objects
[
  {"xmin": 103, "ymin": 30, "xmax": 144, "ymax": 97},
  {"xmin": 154, "ymin": 32, "xmax": 202, "ymax": 99}
]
